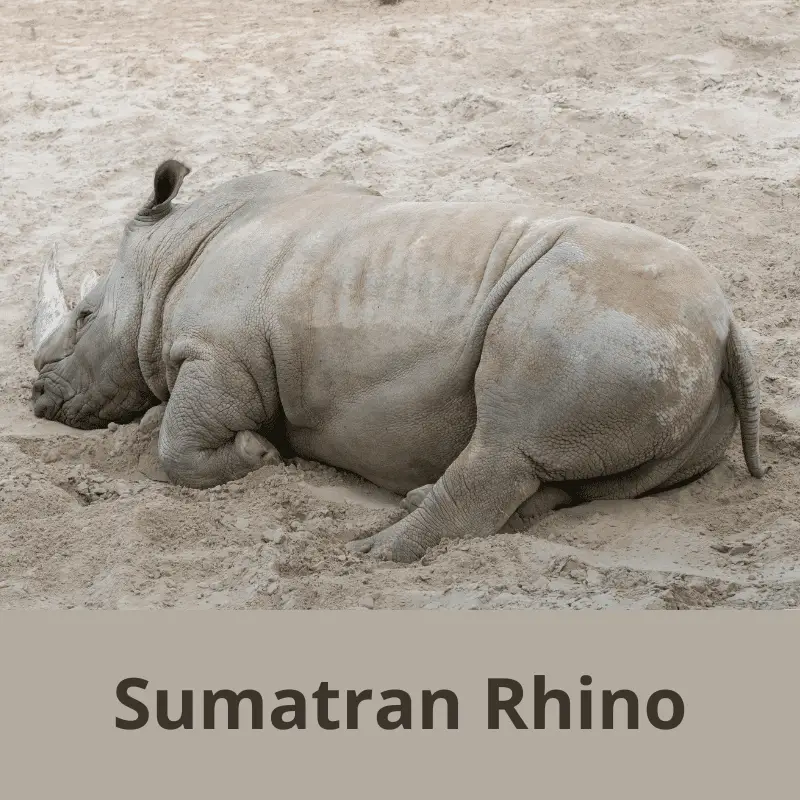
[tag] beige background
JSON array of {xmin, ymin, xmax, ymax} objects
[
  {"xmin": 1, "ymin": 0, "xmax": 799, "ymax": 611},
  {"xmin": 0, "ymin": 612, "xmax": 797, "ymax": 796}
]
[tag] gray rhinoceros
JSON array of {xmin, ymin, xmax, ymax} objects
[{"xmin": 31, "ymin": 160, "xmax": 766, "ymax": 562}]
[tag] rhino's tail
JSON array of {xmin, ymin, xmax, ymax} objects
[{"xmin": 723, "ymin": 318, "xmax": 767, "ymax": 478}]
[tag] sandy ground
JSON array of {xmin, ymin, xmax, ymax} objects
[{"xmin": 1, "ymin": 0, "xmax": 799, "ymax": 610}]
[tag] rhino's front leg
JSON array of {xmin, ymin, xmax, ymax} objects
[{"xmin": 157, "ymin": 359, "xmax": 281, "ymax": 489}]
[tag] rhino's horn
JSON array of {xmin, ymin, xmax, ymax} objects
[
  {"xmin": 32, "ymin": 243, "xmax": 68, "ymax": 355},
  {"xmin": 79, "ymin": 269, "xmax": 100, "ymax": 301}
]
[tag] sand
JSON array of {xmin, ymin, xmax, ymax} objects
[{"xmin": 1, "ymin": 0, "xmax": 799, "ymax": 610}]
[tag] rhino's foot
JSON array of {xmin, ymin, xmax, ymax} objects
[
  {"xmin": 399, "ymin": 483, "xmax": 434, "ymax": 513},
  {"xmin": 504, "ymin": 486, "xmax": 573, "ymax": 531},
  {"xmin": 234, "ymin": 430, "xmax": 282, "ymax": 468},
  {"xmin": 138, "ymin": 436, "xmax": 171, "ymax": 483},
  {"xmin": 399, "ymin": 482, "xmax": 570, "ymax": 532},
  {"xmin": 347, "ymin": 519, "xmax": 428, "ymax": 564},
  {"xmin": 137, "ymin": 405, "xmax": 170, "ymax": 482},
  {"xmin": 138, "ymin": 403, "xmax": 166, "ymax": 436},
  {"xmin": 353, "ymin": 478, "xmax": 570, "ymax": 559}
]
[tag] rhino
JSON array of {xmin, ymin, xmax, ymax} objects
[{"xmin": 31, "ymin": 159, "xmax": 766, "ymax": 562}]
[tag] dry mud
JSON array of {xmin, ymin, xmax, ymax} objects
[{"xmin": 1, "ymin": 0, "xmax": 799, "ymax": 609}]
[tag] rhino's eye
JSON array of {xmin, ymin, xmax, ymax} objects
[{"xmin": 75, "ymin": 310, "xmax": 91, "ymax": 332}]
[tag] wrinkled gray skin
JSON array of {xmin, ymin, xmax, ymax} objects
[{"xmin": 32, "ymin": 160, "xmax": 767, "ymax": 563}]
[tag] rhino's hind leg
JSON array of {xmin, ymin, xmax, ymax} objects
[
  {"xmin": 348, "ymin": 434, "xmax": 541, "ymax": 563},
  {"xmin": 399, "ymin": 480, "xmax": 571, "ymax": 531}
]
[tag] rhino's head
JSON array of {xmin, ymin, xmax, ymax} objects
[{"xmin": 31, "ymin": 160, "xmax": 190, "ymax": 429}]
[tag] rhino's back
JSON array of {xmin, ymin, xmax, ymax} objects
[{"xmin": 249, "ymin": 194, "xmax": 554, "ymax": 488}]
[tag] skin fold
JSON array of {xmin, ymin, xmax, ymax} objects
[{"xmin": 31, "ymin": 160, "xmax": 766, "ymax": 563}]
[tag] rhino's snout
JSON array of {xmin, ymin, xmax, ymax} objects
[
  {"xmin": 32, "ymin": 380, "xmax": 55, "ymax": 420},
  {"xmin": 31, "ymin": 376, "xmax": 58, "ymax": 420},
  {"xmin": 31, "ymin": 372, "xmax": 73, "ymax": 422}
]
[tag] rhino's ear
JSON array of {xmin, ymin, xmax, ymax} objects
[{"xmin": 136, "ymin": 159, "xmax": 191, "ymax": 222}]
